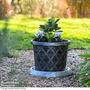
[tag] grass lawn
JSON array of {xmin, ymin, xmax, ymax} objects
[{"xmin": 0, "ymin": 18, "xmax": 90, "ymax": 50}]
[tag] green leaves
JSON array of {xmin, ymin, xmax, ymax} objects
[
  {"xmin": 39, "ymin": 16, "xmax": 61, "ymax": 33},
  {"xmin": 79, "ymin": 54, "xmax": 90, "ymax": 58},
  {"xmin": 77, "ymin": 52, "xmax": 90, "ymax": 87},
  {"xmin": 77, "ymin": 62, "xmax": 90, "ymax": 86},
  {"xmin": 84, "ymin": 80, "xmax": 90, "ymax": 87},
  {"xmin": 77, "ymin": 66, "xmax": 90, "ymax": 74},
  {"xmin": 79, "ymin": 77, "xmax": 90, "ymax": 87},
  {"xmin": 39, "ymin": 36, "xmax": 47, "ymax": 42},
  {"xmin": 78, "ymin": 61, "xmax": 87, "ymax": 66},
  {"xmin": 77, "ymin": 37, "xmax": 90, "ymax": 87},
  {"xmin": 77, "ymin": 73, "xmax": 86, "ymax": 81},
  {"xmin": 39, "ymin": 25, "xmax": 45, "ymax": 30},
  {"xmin": 37, "ymin": 16, "xmax": 62, "ymax": 42},
  {"xmin": 84, "ymin": 60, "xmax": 90, "ymax": 67},
  {"xmin": 55, "ymin": 18, "xmax": 60, "ymax": 23},
  {"xmin": 45, "ymin": 33, "xmax": 54, "ymax": 42},
  {"xmin": 80, "ymin": 77, "xmax": 90, "ymax": 83}
]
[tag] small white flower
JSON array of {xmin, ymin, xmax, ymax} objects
[
  {"xmin": 35, "ymin": 33, "xmax": 39, "ymax": 38},
  {"xmin": 54, "ymin": 32, "xmax": 62, "ymax": 38},
  {"xmin": 40, "ymin": 33, "xmax": 45, "ymax": 38},
  {"xmin": 35, "ymin": 30, "xmax": 45, "ymax": 38},
  {"xmin": 38, "ymin": 30, "xmax": 45, "ymax": 35}
]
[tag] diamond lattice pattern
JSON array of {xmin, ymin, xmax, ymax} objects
[{"xmin": 33, "ymin": 45, "xmax": 68, "ymax": 71}]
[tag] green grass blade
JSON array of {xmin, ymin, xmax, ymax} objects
[
  {"xmin": 80, "ymin": 77, "xmax": 90, "ymax": 83},
  {"xmin": 84, "ymin": 80, "xmax": 90, "ymax": 87},
  {"xmin": 77, "ymin": 67, "xmax": 90, "ymax": 74},
  {"xmin": 78, "ymin": 54, "xmax": 90, "ymax": 58},
  {"xmin": 84, "ymin": 60, "xmax": 90, "ymax": 67},
  {"xmin": 83, "ymin": 41, "xmax": 90, "ymax": 43},
  {"xmin": 77, "ymin": 73, "xmax": 86, "ymax": 81},
  {"xmin": 78, "ymin": 61, "xmax": 87, "ymax": 66},
  {"xmin": 85, "ymin": 48, "xmax": 90, "ymax": 51}
]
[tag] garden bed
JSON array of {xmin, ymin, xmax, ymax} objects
[{"xmin": 0, "ymin": 49, "xmax": 88, "ymax": 87}]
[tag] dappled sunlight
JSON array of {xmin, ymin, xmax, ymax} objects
[{"xmin": 0, "ymin": 18, "xmax": 90, "ymax": 50}]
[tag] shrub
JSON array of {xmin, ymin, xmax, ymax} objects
[{"xmin": 77, "ymin": 41, "xmax": 90, "ymax": 87}]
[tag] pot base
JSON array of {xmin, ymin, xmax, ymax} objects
[{"xmin": 28, "ymin": 66, "xmax": 73, "ymax": 77}]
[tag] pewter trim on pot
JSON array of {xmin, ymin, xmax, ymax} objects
[
  {"xmin": 31, "ymin": 39, "xmax": 70, "ymax": 46},
  {"xmin": 29, "ymin": 66, "xmax": 73, "ymax": 77}
]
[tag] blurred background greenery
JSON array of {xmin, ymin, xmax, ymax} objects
[
  {"xmin": 0, "ymin": 0, "xmax": 90, "ymax": 52},
  {"xmin": 4, "ymin": 0, "xmax": 90, "ymax": 19}
]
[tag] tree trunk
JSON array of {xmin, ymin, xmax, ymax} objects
[
  {"xmin": 38, "ymin": 1, "xmax": 45, "ymax": 18},
  {"xmin": 0, "ymin": 0, "xmax": 8, "ymax": 20}
]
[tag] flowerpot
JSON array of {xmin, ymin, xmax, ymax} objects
[{"xmin": 31, "ymin": 39, "xmax": 70, "ymax": 71}]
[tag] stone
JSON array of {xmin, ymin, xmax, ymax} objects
[{"xmin": 0, "ymin": 50, "xmax": 86, "ymax": 87}]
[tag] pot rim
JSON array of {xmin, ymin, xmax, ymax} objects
[{"xmin": 31, "ymin": 39, "xmax": 70, "ymax": 46}]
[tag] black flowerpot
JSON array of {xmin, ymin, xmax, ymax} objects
[{"xmin": 31, "ymin": 39, "xmax": 70, "ymax": 71}]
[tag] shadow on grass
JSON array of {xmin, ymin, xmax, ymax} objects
[
  {"xmin": 67, "ymin": 36, "xmax": 90, "ymax": 50},
  {"xmin": 6, "ymin": 29, "xmax": 33, "ymax": 50},
  {"xmin": 0, "ymin": 21, "xmax": 33, "ymax": 50},
  {"xmin": 1, "ymin": 18, "xmax": 89, "ymax": 50},
  {"xmin": 82, "ymin": 38, "xmax": 90, "ymax": 43}
]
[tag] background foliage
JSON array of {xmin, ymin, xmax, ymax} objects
[
  {"xmin": 0, "ymin": 0, "xmax": 90, "ymax": 19},
  {"xmin": 12, "ymin": 0, "xmax": 90, "ymax": 18}
]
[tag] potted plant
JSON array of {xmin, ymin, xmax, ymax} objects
[{"xmin": 29, "ymin": 16, "xmax": 73, "ymax": 77}]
